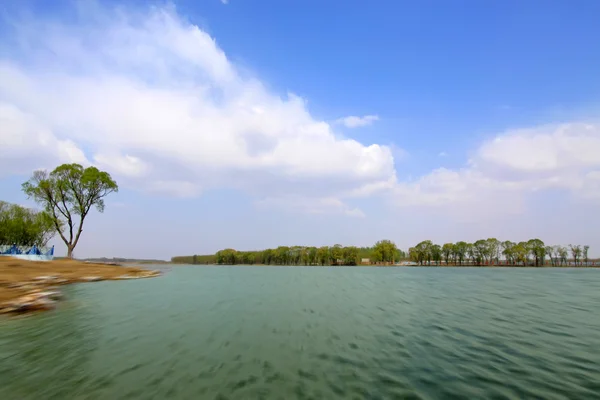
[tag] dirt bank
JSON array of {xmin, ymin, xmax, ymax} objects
[{"xmin": 0, "ymin": 257, "xmax": 160, "ymax": 314}]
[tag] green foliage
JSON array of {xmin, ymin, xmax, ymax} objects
[
  {"xmin": 371, "ymin": 240, "xmax": 400, "ymax": 263},
  {"xmin": 22, "ymin": 163, "xmax": 118, "ymax": 258},
  {"xmin": 171, "ymin": 254, "xmax": 217, "ymax": 264},
  {"xmin": 411, "ymin": 238, "xmax": 590, "ymax": 266},
  {"xmin": 0, "ymin": 201, "xmax": 56, "ymax": 246},
  {"xmin": 173, "ymin": 240, "xmax": 407, "ymax": 266},
  {"xmin": 173, "ymin": 239, "xmax": 591, "ymax": 267}
]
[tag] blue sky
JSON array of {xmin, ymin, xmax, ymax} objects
[{"xmin": 1, "ymin": 0, "xmax": 600, "ymax": 259}]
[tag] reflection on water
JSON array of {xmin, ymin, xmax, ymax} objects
[{"xmin": 1, "ymin": 266, "xmax": 600, "ymax": 399}]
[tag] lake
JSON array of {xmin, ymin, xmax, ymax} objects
[{"xmin": 1, "ymin": 266, "xmax": 599, "ymax": 399}]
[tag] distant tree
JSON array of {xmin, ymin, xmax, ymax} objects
[
  {"xmin": 372, "ymin": 240, "xmax": 398, "ymax": 263},
  {"xmin": 454, "ymin": 242, "xmax": 468, "ymax": 266},
  {"xmin": 474, "ymin": 239, "xmax": 488, "ymax": 264},
  {"xmin": 527, "ymin": 239, "xmax": 545, "ymax": 266},
  {"xmin": 583, "ymin": 245, "xmax": 590, "ymax": 266},
  {"xmin": 431, "ymin": 244, "xmax": 442, "ymax": 265},
  {"xmin": 548, "ymin": 247, "xmax": 555, "ymax": 266},
  {"xmin": 307, "ymin": 247, "xmax": 318, "ymax": 265},
  {"xmin": 569, "ymin": 245, "xmax": 582, "ymax": 266},
  {"xmin": 557, "ymin": 246, "xmax": 568, "ymax": 266},
  {"xmin": 514, "ymin": 242, "xmax": 529, "ymax": 265},
  {"xmin": 342, "ymin": 246, "xmax": 359, "ymax": 265},
  {"xmin": 22, "ymin": 164, "xmax": 118, "ymax": 258},
  {"xmin": 276, "ymin": 246, "xmax": 290, "ymax": 265},
  {"xmin": 487, "ymin": 238, "xmax": 501, "ymax": 265},
  {"xmin": 216, "ymin": 248, "xmax": 237, "ymax": 264},
  {"xmin": 317, "ymin": 246, "xmax": 330, "ymax": 266},
  {"xmin": 330, "ymin": 244, "xmax": 344, "ymax": 265},
  {"xmin": 502, "ymin": 241, "xmax": 516, "ymax": 265},
  {"xmin": 466, "ymin": 243, "xmax": 477, "ymax": 265},
  {"xmin": 442, "ymin": 243, "xmax": 453, "ymax": 265}
]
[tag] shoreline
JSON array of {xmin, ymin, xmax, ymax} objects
[
  {"xmin": 0, "ymin": 257, "xmax": 160, "ymax": 315},
  {"xmin": 173, "ymin": 262, "xmax": 600, "ymax": 268}
]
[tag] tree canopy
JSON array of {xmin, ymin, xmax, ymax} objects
[
  {"xmin": 409, "ymin": 238, "xmax": 591, "ymax": 266},
  {"xmin": 0, "ymin": 201, "xmax": 56, "ymax": 246},
  {"xmin": 173, "ymin": 240, "xmax": 406, "ymax": 266},
  {"xmin": 22, "ymin": 163, "xmax": 118, "ymax": 258},
  {"xmin": 173, "ymin": 238, "xmax": 592, "ymax": 267}
]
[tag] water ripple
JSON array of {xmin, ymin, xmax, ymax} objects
[{"xmin": 1, "ymin": 266, "xmax": 600, "ymax": 399}]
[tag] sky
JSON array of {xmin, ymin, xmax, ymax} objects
[{"xmin": 1, "ymin": 0, "xmax": 600, "ymax": 259}]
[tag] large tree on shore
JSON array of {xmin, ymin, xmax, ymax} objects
[{"xmin": 22, "ymin": 163, "xmax": 118, "ymax": 258}]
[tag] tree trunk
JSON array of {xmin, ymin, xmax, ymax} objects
[{"xmin": 67, "ymin": 245, "xmax": 74, "ymax": 259}]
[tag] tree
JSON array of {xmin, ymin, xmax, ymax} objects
[
  {"xmin": 514, "ymin": 242, "xmax": 529, "ymax": 265},
  {"xmin": 442, "ymin": 243, "xmax": 453, "ymax": 265},
  {"xmin": 474, "ymin": 239, "xmax": 488, "ymax": 265},
  {"xmin": 466, "ymin": 243, "xmax": 477, "ymax": 265},
  {"xmin": 413, "ymin": 240, "xmax": 433, "ymax": 265},
  {"xmin": 487, "ymin": 238, "xmax": 501, "ymax": 265},
  {"xmin": 527, "ymin": 239, "xmax": 545, "ymax": 266},
  {"xmin": 544, "ymin": 246, "xmax": 556, "ymax": 267},
  {"xmin": 557, "ymin": 246, "xmax": 568, "ymax": 266},
  {"xmin": 502, "ymin": 241, "xmax": 516, "ymax": 265},
  {"xmin": 22, "ymin": 164, "xmax": 118, "ymax": 258},
  {"xmin": 569, "ymin": 245, "xmax": 582, "ymax": 266},
  {"xmin": 372, "ymin": 240, "xmax": 398, "ymax": 264},
  {"xmin": 317, "ymin": 246, "xmax": 330, "ymax": 266},
  {"xmin": 0, "ymin": 201, "xmax": 56, "ymax": 246},
  {"xmin": 454, "ymin": 242, "xmax": 468, "ymax": 266},
  {"xmin": 330, "ymin": 244, "xmax": 344, "ymax": 265},
  {"xmin": 583, "ymin": 245, "xmax": 590, "ymax": 266},
  {"xmin": 307, "ymin": 247, "xmax": 318, "ymax": 265},
  {"xmin": 431, "ymin": 244, "xmax": 442, "ymax": 265},
  {"xmin": 342, "ymin": 246, "xmax": 359, "ymax": 265}
]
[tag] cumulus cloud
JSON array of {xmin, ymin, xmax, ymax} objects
[
  {"xmin": 335, "ymin": 115, "xmax": 379, "ymax": 128},
  {"xmin": 2, "ymin": 2, "xmax": 600, "ymax": 228},
  {"xmin": 0, "ymin": 104, "xmax": 89, "ymax": 176},
  {"xmin": 389, "ymin": 122, "xmax": 600, "ymax": 219},
  {"xmin": 0, "ymin": 3, "xmax": 395, "ymax": 211},
  {"xmin": 256, "ymin": 196, "xmax": 365, "ymax": 218}
]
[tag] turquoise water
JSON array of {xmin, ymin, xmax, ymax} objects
[{"xmin": 1, "ymin": 266, "xmax": 599, "ymax": 399}]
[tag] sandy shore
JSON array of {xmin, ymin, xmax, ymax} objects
[{"xmin": 0, "ymin": 257, "xmax": 160, "ymax": 314}]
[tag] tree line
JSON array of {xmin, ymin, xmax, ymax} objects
[
  {"xmin": 0, "ymin": 201, "xmax": 56, "ymax": 247},
  {"xmin": 172, "ymin": 240, "xmax": 406, "ymax": 266},
  {"xmin": 408, "ymin": 238, "xmax": 592, "ymax": 266},
  {"xmin": 173, "ymin": 238, "xmax": 594, "ymax": 267}
]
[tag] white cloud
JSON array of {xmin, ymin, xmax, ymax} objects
[
  {"xmin": 256, "ymin": 196, "xmax": 365, "ymax": 218},
  {"xmin": 474, "ymin": 123, "xmax": 600, "ymax": 178},
  {"xmin": 0, "ymin": 104, "xmax": 89, "ymax": 176},
  {"xmin": 2, "ymin": 2, "xmax": 599, "ymax": 230},
  {"xmin": 220, "ymin": 0, "xmax": 229, "ymax": 4},
  {"xmin": 335, "ymin": 115, "xmax": 379, "ymax": 128},
  {"xmin": 0, "ymin": 4, "xmax": 395, "ymax": 211},
  {"xmin": 388, "ymin": 122, "xmax": 600, "ymax": 219},
  {"xmin": 93, "ymin": 153, "xmax": 149, "ymax": 178},
  {"xmin": 438, "ymin": 151, "xmax": 448, "ymax": 157}
]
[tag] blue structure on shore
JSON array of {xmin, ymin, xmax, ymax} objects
[{"xmin": 0, "ymin": 244, "xmax": 54, "ymax": 261}]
